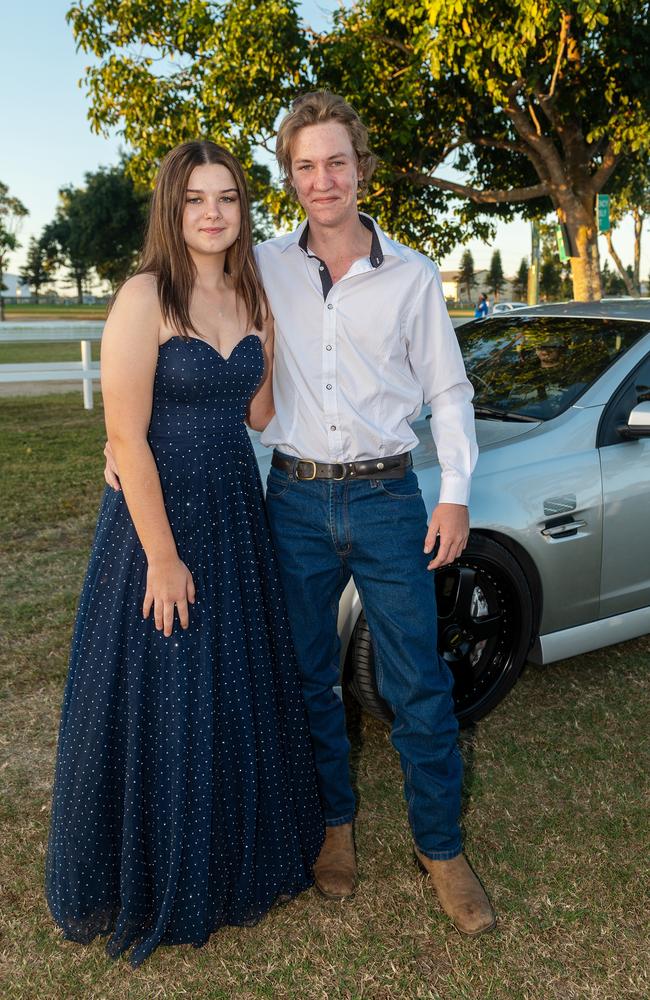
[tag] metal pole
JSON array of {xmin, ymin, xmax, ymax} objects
[
  {"xmin": 527, "ymin": 220, "xmax": 540, "ymax": 305},
  {"xmin": 81, "ymin": 338, "xmax": 93, "ymax": 410}
]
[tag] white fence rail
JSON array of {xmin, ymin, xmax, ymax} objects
[
  {"xmin": 1, "ymin": 318, "xmax": 469, "ymax": 412},
  {"xmin": 0, "ymin": 322, "xmax": 103, "ymax": 409}
]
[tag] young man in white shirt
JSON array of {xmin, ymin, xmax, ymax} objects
[{"xmin": 255, "ymin": 92, "xmax": 494, "ymax": 937}]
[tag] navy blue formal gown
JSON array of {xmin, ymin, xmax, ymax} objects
[{"xmin": 46, "ymin": 334, "xmax": 324, "ymax": 967}]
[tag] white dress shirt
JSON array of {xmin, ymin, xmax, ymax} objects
[{"xmin": 255, "ymin": 215, "xmax": 478, "ymax": 506}]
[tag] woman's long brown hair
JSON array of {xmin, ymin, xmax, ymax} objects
[{"xmin": 134, "ymin": 141, "xmax": 267, "ymax": 339}]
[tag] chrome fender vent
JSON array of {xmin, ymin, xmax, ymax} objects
[{"xmin": 543, "ymin": 494, "xmax": 577, "ymax": 517}]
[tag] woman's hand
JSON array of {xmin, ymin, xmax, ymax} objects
[
  {"xmin": 104, "ymin": 440, "xmax": 121, "ymax": 490},
  {"xmin": 143, "ymin": 556, "xmax": 196, "ymax": 637}
]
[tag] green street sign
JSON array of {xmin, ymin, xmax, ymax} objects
[
  {"xmin": 556, "ymin": 224, "xmax": 570, "ymax": 262},
  {"xmin": 597, "ymin": 194, "xmax": 611, "ymax": 233}
]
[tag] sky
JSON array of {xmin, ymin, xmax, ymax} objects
[{"xmin": 1, "ymin": 1, "xmax": 644, "ymax": 285}]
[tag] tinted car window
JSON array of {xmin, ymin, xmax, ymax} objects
[
  {"xmin": 598, "ymin": 352, "xmax": 650, "ymax": 447},
  {"xmin": 459, "ymin": 317, "xmax": 649, "ymax": 420}
]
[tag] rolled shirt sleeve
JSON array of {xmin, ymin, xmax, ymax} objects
[{"xmin": 404, "ymin": 263, "xmax": 478, "ymax": 506}]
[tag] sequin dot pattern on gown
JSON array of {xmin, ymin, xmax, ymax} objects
[{"xmin": 46, "ymin": 334, "xmax": 325, "ymax": 967}]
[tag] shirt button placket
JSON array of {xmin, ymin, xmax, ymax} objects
[{"xmin": 324, "ymin": 297, "xmax": 340, "ymax": 456}]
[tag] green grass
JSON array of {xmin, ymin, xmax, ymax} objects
[
  {"xmin": 1, "ymin": 393, "xmax": 649, "ymax": 1000},
  {"xmin": 0, "ymin": 342, "xmax": 102, "ymax": 364},
  {"xmin": 5, "ymin": 303, "xmax": 471, "ymax": 320},
  {"xmin": 4, "ymin": 303, "xmax": 107, "ymax": 319}
]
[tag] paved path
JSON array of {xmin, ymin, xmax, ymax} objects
[{"xmin": 0, "ymin": 380, "xmax": 99, "ymax": 398}]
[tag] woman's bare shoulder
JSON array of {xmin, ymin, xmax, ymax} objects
[
  {"xmin": 114, "ymin": 272, "xmax": 159, "ymax": 307},
  {"xmin": 104, "ymin": 273, "xmax": 161, "ymax": 344},
  {"xmin": 109, "ymin": 274, "xmax": 161, "ymax": 327}
]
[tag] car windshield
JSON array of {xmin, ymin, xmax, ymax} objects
[{"xmin": 459, "ymin": 316, "xmax": 649, "ymax": 421}]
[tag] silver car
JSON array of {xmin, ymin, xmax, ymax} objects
[
  {"xmin": 253, "ymin": 301, "xmax": 650, "ymax": 725},
  {"xmin": 491, "ymin": 301, "xmax": 528, "ymax": 315}
]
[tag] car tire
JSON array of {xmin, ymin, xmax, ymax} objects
[{"xmin": 345, "ymin": 533, "xmax": 535, "ymax": 726}]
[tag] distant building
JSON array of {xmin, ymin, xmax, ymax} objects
[
  {"xmin": 1, "ymin": 273, "xmax": 32, "ymax": 299},
  {"xmin": 440, "ymin": 270, "xmax": 463, "ymax": 303},
  {"xmin": 440, "ymin": 268, "xmax": 520, "ymax": 305}
]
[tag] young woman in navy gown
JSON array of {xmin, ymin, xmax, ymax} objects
[{"xmin": 46, "ymin": 141, "xmax": 324, "ymax": 967}]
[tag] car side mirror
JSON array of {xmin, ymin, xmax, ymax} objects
[{"xmin": 618, "ymin": 400, "xmax": 650, "ymax": 439}]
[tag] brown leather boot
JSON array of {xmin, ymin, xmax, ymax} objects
[
  {"xmin": 414, "ymin": 848, "xmax": 496, "ymax": 937},
  {"xmin": 313, "ymin": 822, "xmax": 357, "ymax": 900}
]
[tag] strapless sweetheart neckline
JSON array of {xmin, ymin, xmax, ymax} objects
[{"xmin": 160, "ymin": 332, "xmax": 260, "ymax": 362}]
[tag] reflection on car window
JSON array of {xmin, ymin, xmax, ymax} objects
[{"xmin": 459, "ymin": 317, "xmax": 649, "ymax": 420}]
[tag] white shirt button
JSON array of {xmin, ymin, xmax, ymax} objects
[
  {"xmin": 326, "ymin": 384, "xmax": 332, "ymax": 390},
  {"xmin": 330, "ymin": 425, "xmax": 337, "ymax": 431},
  {"xmin": 326, "ymin": 345, "xmax": 332, "ymax": 351},
  {"xmin": 327, "ymin": 303, "xmax": 333, "ymax": 310}
]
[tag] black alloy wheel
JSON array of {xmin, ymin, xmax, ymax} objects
[{"xmin": 345, "ymin": 533, "xmax": 534, "ymax": 726}]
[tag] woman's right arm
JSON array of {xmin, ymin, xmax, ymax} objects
[
  {"xmin": 101, "ymin": 275, "xmax": 195, "ymax": 637},
  {"xmin": 246, "ymin": 312, "xmax": 275, "ymax": 431}
]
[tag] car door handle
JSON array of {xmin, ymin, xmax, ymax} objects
[{"xmin": 541, "ymin": 520, "xmax": 587, "ymax": 538}]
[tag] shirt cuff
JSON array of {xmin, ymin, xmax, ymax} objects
[{"xmin": 438, "ymin": 474, "xmax": 471, "ymax": 507}]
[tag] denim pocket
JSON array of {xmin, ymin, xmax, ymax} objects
[
  {"xmin": 376, "ymin": 470, "xmax": 421, "ymax": 499},
  {"xmin": 265, "ymin": 467, "xmax": 291, "ymax": 498}
]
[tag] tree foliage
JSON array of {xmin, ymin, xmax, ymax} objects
[
  {"xmin": 602, "ymin": 153, "xmax": 649, "ymax": 295},
  {"xmin": 43, "ymin": 162, "xmax": 149, "ymax": 300},
  {"xmin": 458, "ymin": 249, "xmax": 476, "ymax": 303},
  {"xmin": 65, "ymin": 0, "xmax": 493, "ymax": 256},
  {"xmin": 20, "ymin": 237, "xmax": 56, "ymax": 302},
  {"xmin": 325, "ymin": 0, "xmax": 650, "ymax": 299},
  {"xmin": 539, "ymin": 257, "xmax": 562, "ymax": 301},
  {"xmin": 601, "ymin": 258, "xmax": 630, "ymax": 295},
  {"xmin": 514, "ymin": 258, "xmax": 529, "ymax": 301},
  {"xmin": 73, "ymin": 164, "xmax": 149, "ymax": 288},
  {"xmin": 67, "ymin": 0, "xmax": 650, "ymax": 298},
  {"xmin": 487, "ymin": 250, "xmax": 505, "ymax": 299},
  {"xmin": 538, "ymin": 221, "xmax": 572, "ymax": 300},
  {"xmin": 0, "ymin": 181, "xmax": 29, "ymax": 320},
  {"xmin": 68, "ymin": 0, "xmax": 307, "ymax": 230}
]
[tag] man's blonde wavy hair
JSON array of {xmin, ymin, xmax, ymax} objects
[{"xmin": 276, "ymin": 91, "xmax": 378, "ymax": 194}]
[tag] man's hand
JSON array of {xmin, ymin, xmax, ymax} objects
[
  {"xmin": 104, "ymin": 440, "xmax": 121, "ymax": 491},
  {"xmin": 424, "ymin": 503, "xmax": 469, "ymax": 570}
]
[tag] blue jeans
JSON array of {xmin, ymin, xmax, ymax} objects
[{"xmin": 265, "ymin": 457, "xmax": 462, "ymax": 859}]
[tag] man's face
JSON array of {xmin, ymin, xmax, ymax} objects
[{"xmin": 289, "ymin": 122, "xmax": 360, "ymax": 228}]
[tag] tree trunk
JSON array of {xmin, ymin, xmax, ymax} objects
[
  {"xmin": 76, "ymin": 274, "xmax": 83, "ymax": 305},
  {"xmin": 633, "ymin": 209, "xmax": 643, "ymax": 294},
  {"xmin": 565, "ymin": 218, "xmax": 602, "ymax": 301},
  {"xmin": 604, "ymin": 231, "xmax": 638, "ymax": 297}
]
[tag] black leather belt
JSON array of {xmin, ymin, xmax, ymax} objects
[{"xmin": 272, "ymin": 450, "xmax": 412, "ymax": 481}]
